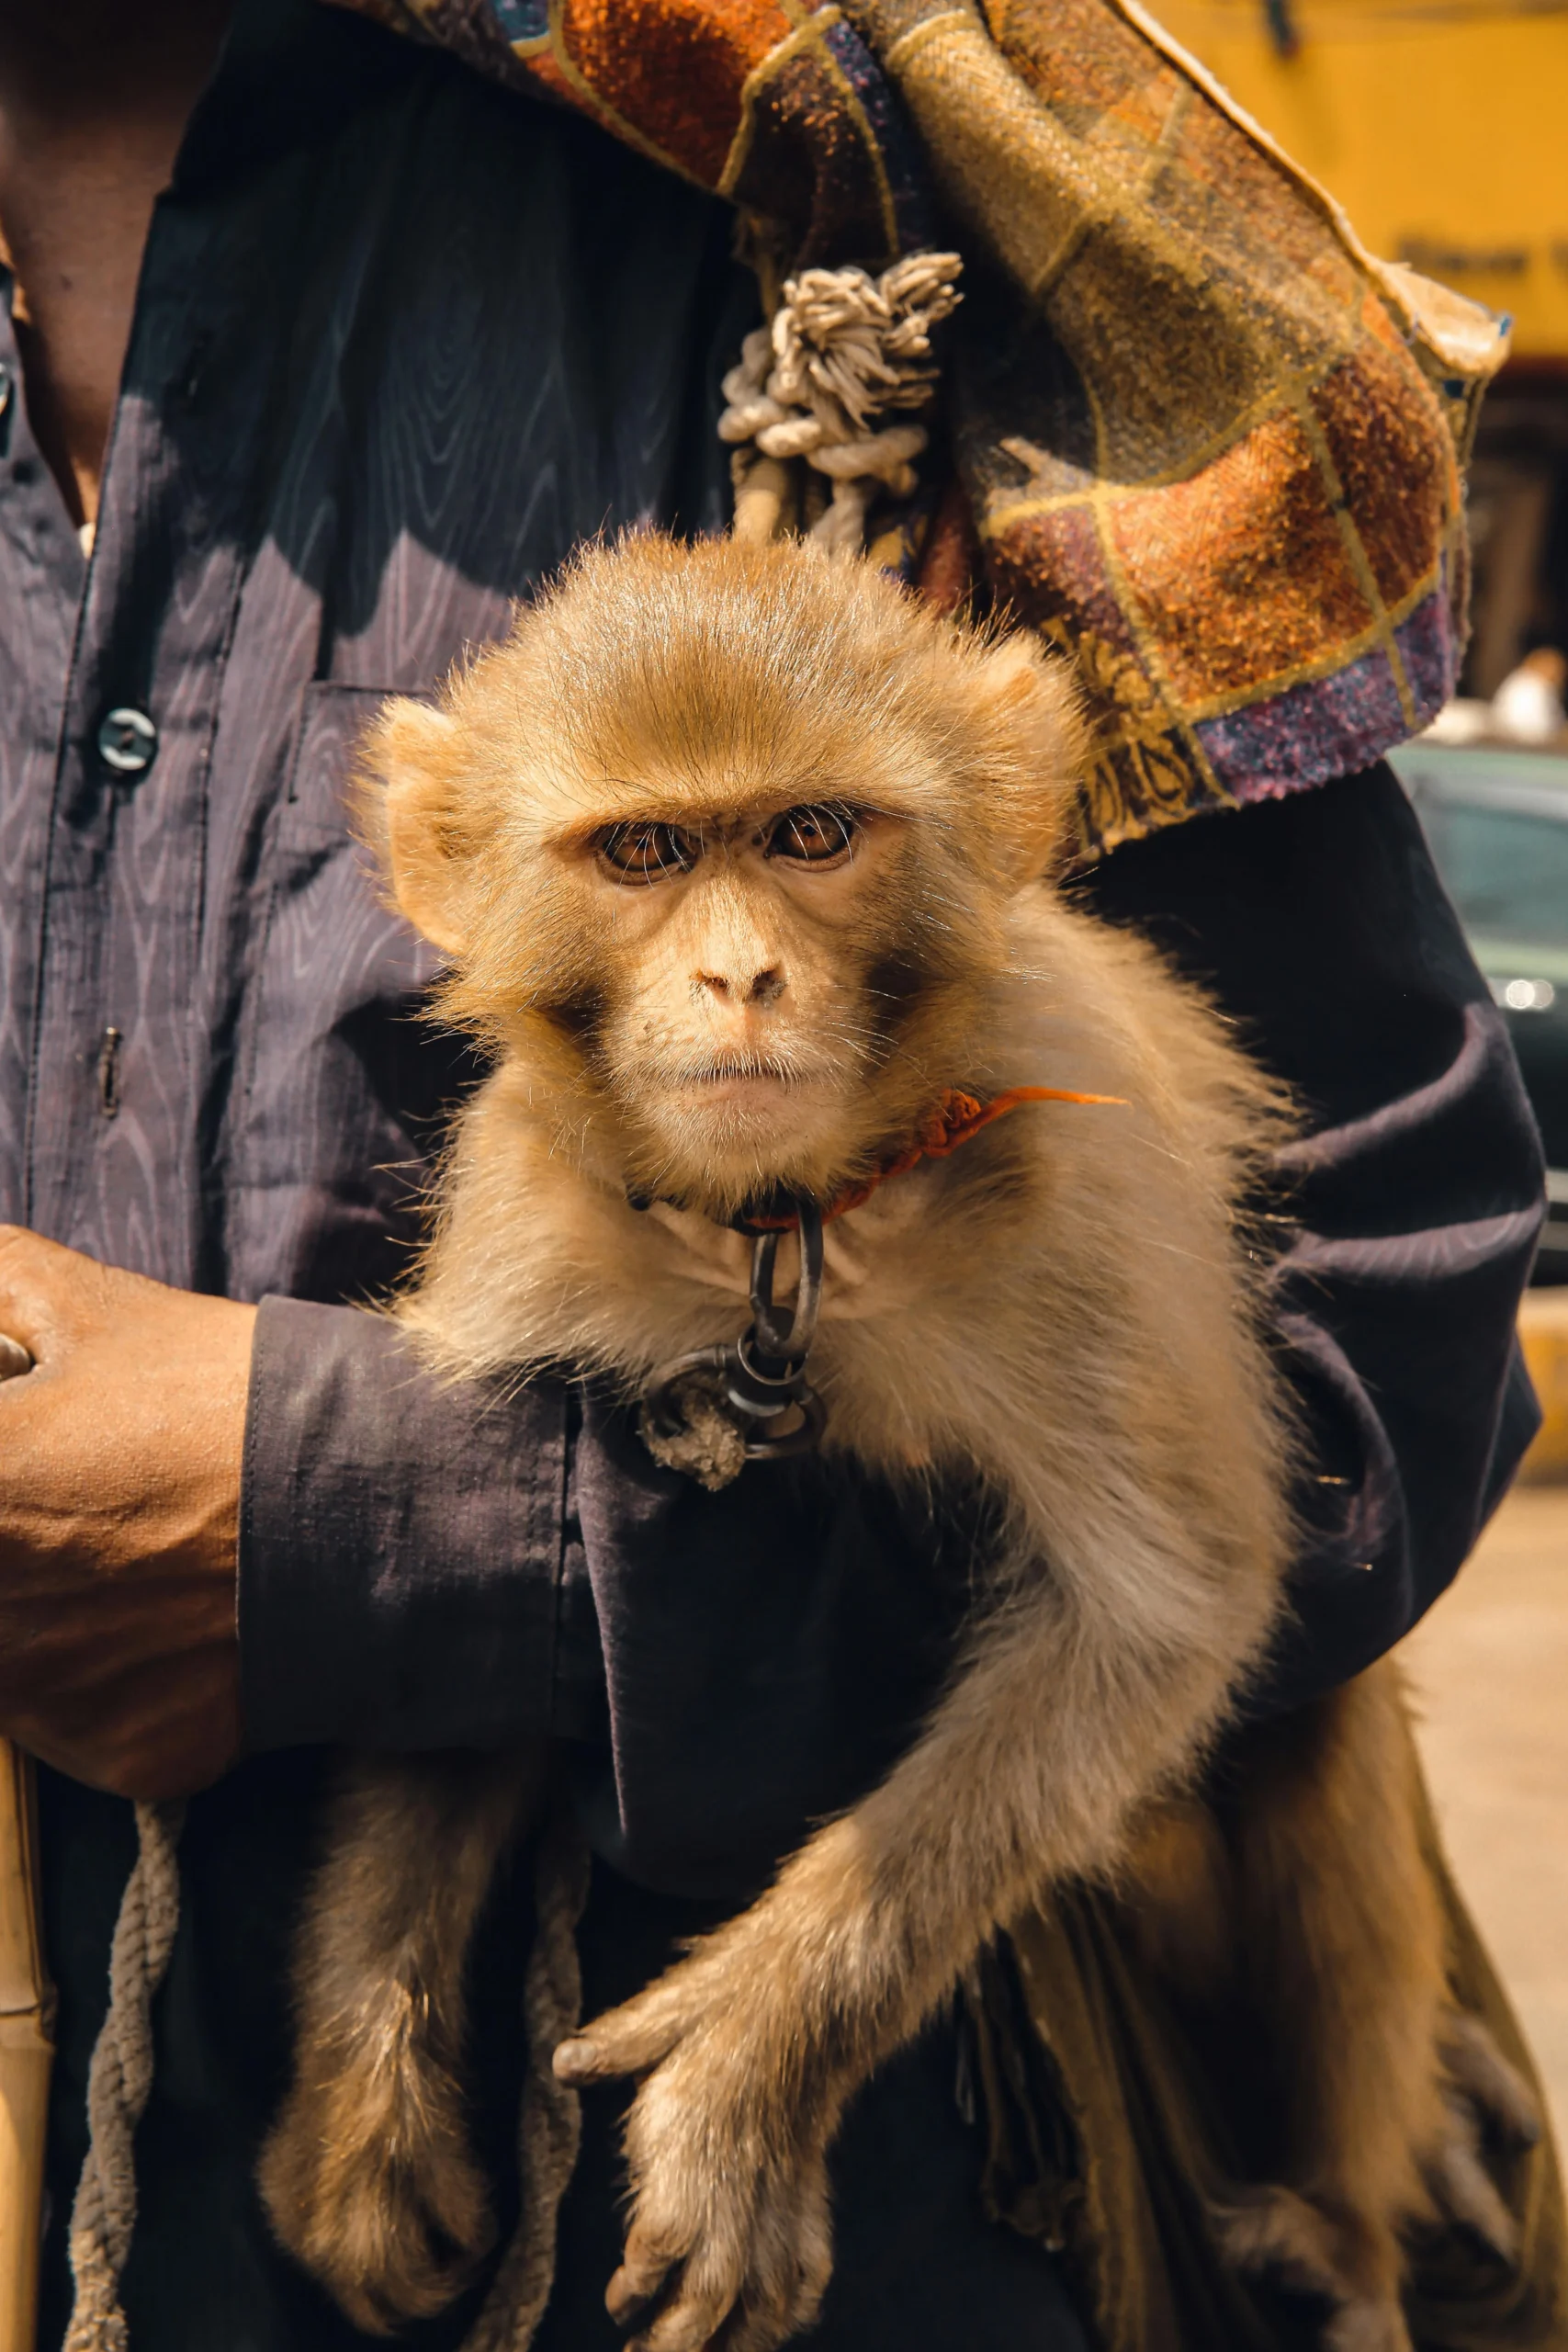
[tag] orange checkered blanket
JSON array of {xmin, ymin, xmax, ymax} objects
[{"xmin": 325, "ymin": 0, "xmax": 1506, "ymax": 857}]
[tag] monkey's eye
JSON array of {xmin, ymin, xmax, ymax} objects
[
  {"xmin": 595, "ymin": 820, "xmax": 701, "ymax": 885},
  {"xmin": 766, "ymin": 805, "xmax": 858, "ymax": 865}
]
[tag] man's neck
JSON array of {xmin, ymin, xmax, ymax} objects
[{"xmin": 0, "ymin": 0, "xmax": 237, "ymax": 530}]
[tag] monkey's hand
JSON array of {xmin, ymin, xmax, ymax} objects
[{"xmin": 555, "ymin": 1953, "xmax": 840, "ymax": 2352}]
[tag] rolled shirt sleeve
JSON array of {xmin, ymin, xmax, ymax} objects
[{"xmin": 238, "ymin": 1295, "xmax": 589, "ymax": 1750}]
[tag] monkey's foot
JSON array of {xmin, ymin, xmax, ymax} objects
[
  {"xmin": 258, "ymin": 2064, "xmax": 496, "ymax": 2334},
  {"xmin": 1213, "ymin": 2187, "xmax": 1413, "ymax": 2352},
  {"xmin": 556, "ymin": 1979, "xmax": 835, "ymax": 2352}
]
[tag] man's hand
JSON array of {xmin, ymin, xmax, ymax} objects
[{"xmin": 0, "ymin": 1227, "xmax": 253, "ymax": 1800}]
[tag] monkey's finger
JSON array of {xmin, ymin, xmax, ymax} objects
[
  {"xmin": 718, "ymin": 2258, "xmax": 798, "ymax": 2352},
  {"xmin": 554, "ymin": 2028, "xmax": 667, "ymax": 2086},
  {"xmin": 605, "ymin": 2227, "xmax": 684, "ymax": 2325},
  {"xmin": 552, "ymin": 2037, "xmax": 609, "ymax": 2086},
  {"xmin": 555, "ymin": 2003, "xmax": 684, "ymax": 2085},
  {"xmin": 721, "ymin": 2300, "xmax": 794, "ymax": 2352},
  {"xmin": 721, "ymin": 2171, "xmax": 832, "ymax": 2352},
  {"xmin": 784, "ymin": 2177, "xmax": 834, "ymax": 2335},
  {"xmin": 626, "ymin": 2265, "xmax": 738, "ymax": 2352}
]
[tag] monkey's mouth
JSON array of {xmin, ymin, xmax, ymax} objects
[
  {"xmin": 673, "ymin": 1051, "xmax": 805, "ymax": 1101},
  {"xmin": 626, "ymin": 1049, "xmax": 854, "ymax": 1159},
  {"xmin": 692, "ymin": 1073, "xmax": 795, "ymax": 1103}
]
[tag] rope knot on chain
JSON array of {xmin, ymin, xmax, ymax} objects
[{"xmin": 720, "ymin": 253, "xmax": 962, "ymax": 554}]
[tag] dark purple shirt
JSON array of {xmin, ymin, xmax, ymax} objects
[{"xmin": 0, "ymin": 3, "xmax": 1541, "ymax": 2344}]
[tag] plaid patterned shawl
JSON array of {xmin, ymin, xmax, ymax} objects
[{"xmin": 324, "ymin": 0, "xmax": 1506, "ymax": 857}]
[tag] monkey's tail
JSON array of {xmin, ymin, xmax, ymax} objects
[
  {"xmin": 63, "ymin": 1799, "xmax": 186, "ymax": 2352},
  {"xmin": 459, "ymin": 1799, "xmax": 592, "ymax": 2352}
]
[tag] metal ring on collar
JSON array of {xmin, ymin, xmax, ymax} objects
[{"xmin": 749, "ymin": 1197, "xmax": 823, "ymax": 1364}]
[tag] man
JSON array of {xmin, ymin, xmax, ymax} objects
[{"xmin": 0, "ymin": 0, "xmax": 1545, "ymax": 2345}]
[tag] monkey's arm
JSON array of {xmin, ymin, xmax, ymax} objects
[{"xmin": 555, "ymin": 1513, "xmax": 1275, "ymax": 2352}]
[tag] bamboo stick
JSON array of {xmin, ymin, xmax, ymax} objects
[{"xmin": 0, "ymin": 1739, "xmax": 51, "ymax": 2352}]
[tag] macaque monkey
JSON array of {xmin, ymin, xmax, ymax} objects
[{"xmin": 259, "ymin": 535, "xmax": 1533, "ymax": 2352}]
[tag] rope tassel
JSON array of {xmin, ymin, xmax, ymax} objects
[{"xmin": 721, "ymin": 253, "xmax": 962, "ymax": 554}]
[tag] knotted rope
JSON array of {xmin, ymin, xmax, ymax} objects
[
  {"xmin": 720, "ymin": 253, "xmax": 962, "ymax": 554},
  {"xmin": 64, "ymin": 1800, "xmax": 186, "ymax": 2352},
  {"xmin": 459, "ymin": 1803, "xmax": 592, "ymax": 2352}
]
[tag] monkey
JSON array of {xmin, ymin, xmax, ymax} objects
[{"xmin": 257, "ymin": 532, "xmax": 1536, "ymax": 2352}]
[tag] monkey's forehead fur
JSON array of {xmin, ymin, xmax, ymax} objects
[{"xmin": 419, "ymin": 533, "xmax": 1084, "ymax": 843}]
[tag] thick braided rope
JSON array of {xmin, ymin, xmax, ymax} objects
[
  {"xmin": 459, "ymin": 1804, "xmax": 592, "ymax": 2352},
  {"xmin": 64, "ymin": 1799, "xmax": 186, "ymax": 2352}
]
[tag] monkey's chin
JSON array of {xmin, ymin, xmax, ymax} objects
[{"xmin": 637, "ymin": 1080, "xmax": 850, "ymax": 1214}]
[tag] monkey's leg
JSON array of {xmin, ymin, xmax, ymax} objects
[
  {"xmin": 258, "ymin": 1742, "xmax": 546, "ymax": 2334},
  {"xmin": 1215, "ymin": 1660, "xmax": 1450, "ymax": 2352}
]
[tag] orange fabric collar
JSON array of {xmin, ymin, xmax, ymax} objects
[{"xmin": 743, "ymin": 1084, "xmax": 1128, "ymax": 1232}]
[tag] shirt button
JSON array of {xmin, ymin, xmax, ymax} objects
[{"xmin": 96, "ymin": 707, "xmax": 158, "ymax": 777}]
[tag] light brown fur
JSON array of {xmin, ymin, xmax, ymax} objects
[
  {"xmin": 259, "ymin": 536, "xmax": 1531, "ymax": 2350},
  {"xmin": 258, "ymin": 1747, "xmax": 545, "ymax": 2331}
]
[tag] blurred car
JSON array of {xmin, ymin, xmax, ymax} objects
[{"xmin": 1390, "ymin": 743, "xmax": 1568, "ymax": 1281}]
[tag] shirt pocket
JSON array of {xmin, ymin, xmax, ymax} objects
[
  {"xmin": 228, "ymin": 682, "xmax": 476, "ymax": 1305},
  {"xmin": 277, "ymin": 676, "xmax": 405, "ymax": 842}
]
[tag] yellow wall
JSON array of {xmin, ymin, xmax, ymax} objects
[{"xmin": 1150, "ymin": 0, "xmax": 1568, "ymax": 356}]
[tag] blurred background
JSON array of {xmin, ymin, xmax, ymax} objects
[{"xmin": 1153, "ymin": 0, "xmax": 1568, "ymax": 2140}]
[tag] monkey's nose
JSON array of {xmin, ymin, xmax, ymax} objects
[{"xmin": 696, "ymin": 967, "xmax": 784, "ymax": 1007}]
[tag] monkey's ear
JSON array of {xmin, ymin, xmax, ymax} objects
[
  {"xmin": 360, "ymin": 698, "xmax": 478, "ymax": 958},
  {"xmin": 972, "ymin": 634, "xmax": 1085, "ymax": 884}
]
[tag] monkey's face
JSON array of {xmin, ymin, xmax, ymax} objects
[
  {"xmin": 363, "ymin": 535, "xmax": 1082, "ymax": 1218},
  {"xmin": 541, "ymin": 788, "xmax": 954, "ymax": 1210}
]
